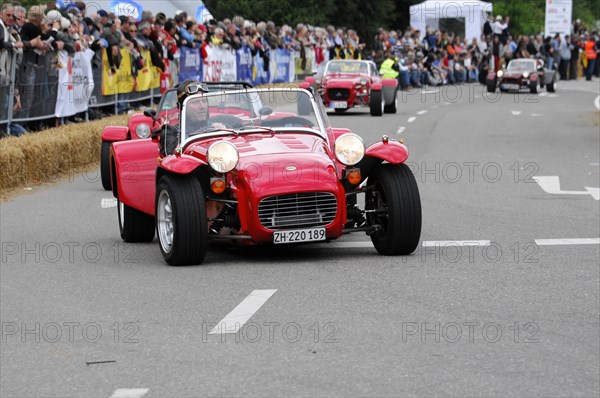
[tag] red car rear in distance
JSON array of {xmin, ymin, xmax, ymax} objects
[
  {"xmin": 109, "ymin": 87, "xmax": 421, "ymax": 266},
  {"xmin": 301, "ymin": 60, "xmax": 398, "ymax": 116}
]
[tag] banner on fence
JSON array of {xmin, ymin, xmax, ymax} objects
[
  {"xmin": 253, "ymin": 51, "xmax": 270, "ymax": 85},
  {"xmin": 136, "ymin": 48, "xmax": 161, "ymax": 92},
  {"xmin": 236, "ymin": 46, "xmax": 253, "ymax": 82},
  {"xmin": 271, "ymin": 49, "xmax": 296, "ymax": 83},
  {"xmin": 101, "ymin": 48, "xmax": 134, "ymax": 95},
  {"xmin": 204, "ymin": 46, "xmax": 236, "ymax": 82},
  {"xmin": 55, "ymin": 49, "xmax": 95, "ymax": 118},
  {"xmin": 179, "ymin": 46, "xmax": 203, "ymax": 82}
]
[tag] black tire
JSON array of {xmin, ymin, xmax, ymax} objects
[
  {"xmin": 100, "ymin": 141, "xmax": 112, "ymax": 191},
  {"xmin": 118, "ymin": 199, "xmax": 155, "ymax": 242},
  {"xmin": 369, "ymin": 90, "xmax": 383, "ymax": 116},
  {"xmin": 367, "ymin": 164, "xmax": 421, "ymax": 255},
  {"xmin": 383, "ymin": 90, "xmax": 398, "ymax": 114},
  {"xmin": 156, "ymin": 175, "xmax": 208, "ymax": 266},
  {"xmin": 530, "ymin": 81, "xmax": 538, "ymax": 94},
  {"xmin": 486, "ymin": 80, "xmax": 496, "ymax": 93},
  {"xmin": 546, "ymin": 80, "xmax": 555, "ymax": 92}
]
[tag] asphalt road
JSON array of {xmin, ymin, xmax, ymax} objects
[{"xmin": 1, "ymin": 79, "xmax": 599, "ymax": 397}]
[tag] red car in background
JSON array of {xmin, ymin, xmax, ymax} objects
[
  {"xmin": 301, "ymin": 60, "xmax": 398, "ymax": 116},
  {"xmin": 109, "ymin": 87, "xmax": 421, "ymax": 266}
]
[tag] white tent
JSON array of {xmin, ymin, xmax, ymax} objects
[{"xmin": 409, "ymin": 0, "xmax": 493, "ymax": 43}]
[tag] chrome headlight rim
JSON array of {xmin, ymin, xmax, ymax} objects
[
  {"xmin": 207, "ymin": 141, "xmax": 239, "ymax": 173},
  {"xmin": 359, "ymin": 78, "xmax": 368, "ymax": 86},
  {"xmin": 135, "ymin": 123, "xmax": 151, "ymax": 139},
  {"xmin": 335, "ymin": 133, "xmax": 365, "ymax": 166}
]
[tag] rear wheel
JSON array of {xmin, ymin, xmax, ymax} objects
[
  {"xmin": 384, "ymin": 91, "xmax": 398, "ymax": 114},
  {"xmin": 156, "ymin": 175, "xmax": 208, "ymax": 266},
  {"xmin": 546, "ymin": 80, "xmax": 555, "ymax": 92},
  {"xmin": 100, "ymin": 141, "xmax": 112, "ymax": 191},
  {"xmin": 369, "ymin": 90, "xmax": 383, "ymax": 116},
  {"xmin": 486, "ymin": 80, "xmax": 496, "ymax": 93},
  {"xmin": 366, "ymin": 164, "xmax": 421, "ymax": 255},
  {"xmin": 118, "ymin": 199, "xmax": 155, "ymax": 242}
]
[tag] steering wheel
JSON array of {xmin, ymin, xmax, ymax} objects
[
  {"xmin": 207, "ymin": 115, "xmax": 244, "ymax": 129},
  {"xmin": 263, "ymin": 116, "xmax": 315, "ymax": 128}
]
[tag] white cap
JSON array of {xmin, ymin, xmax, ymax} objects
[
  {"xmin": 61, "ymin": 17, "xmax": 71, "ymax": 30},
  {"xmin": 47, "ymin": 10, "xmax": 62, "ymax": 22}
]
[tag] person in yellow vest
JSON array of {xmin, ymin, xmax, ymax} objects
[
  {"xmin": 379, "ymin": 51, "xmax": 400, "ymax": 84},
  {"xmin": 583, "ymin": 34, "xmax": 597, "ymax": 81}
]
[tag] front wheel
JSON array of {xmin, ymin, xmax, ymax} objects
[
  {"xmin": 156, "ymin": 175, "xmax": 208, "ymax": 266},
  {"xmin": 369, "ymin": 90, "xmax": 383, "ymax": 116},
  {"xmin": 530, "ymin": 81, "xmax": 538, "ymax": 94},
  {"xmin": 366, "ymin": 164, "xmax": 421, "ymax": 255},
  {"xmin": 546, "ymin": 80, "xmax": 555, "ymax": 92},
  {"xmin": 486, "ymin": 80, "xmax": 496, "ymax": 93},
  {"xmin": 100, "ymin": 141, "xmax": 112, "ymax": 191}
]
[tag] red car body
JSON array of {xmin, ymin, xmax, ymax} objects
[
  {"xmin": 486, "ymin": 58, "xmax": 557, "ymax": 94},
  {"xmin": 300, "ymin": 60, "xmax": 398, "ymax": 116},
  {"xmin": 109, "ymin": 88, "xmax": 421, "ymax": 266}
]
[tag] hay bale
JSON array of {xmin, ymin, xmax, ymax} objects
[{"xmin": 0, "ymin": 115, "xmax": 129, "ymax": 192}]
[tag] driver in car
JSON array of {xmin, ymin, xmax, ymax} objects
[{"xmin": 177, "ymin": 80, "xmax": 226, "ymax": 138}]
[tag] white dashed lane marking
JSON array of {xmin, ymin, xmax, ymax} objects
[
  {"xmin": 209, "ymin": 289, "xmax": 278, "ymax": 334},
  {"xmin": 396, "ymin": 126, "xmax": 406, "ymax": 134},
  {"xmin": 535, "ymin": 238, "xmax": 600, "ymax": 246},
  {"xmin": 417, "ymin": 110, "xmax": 428, "ymax": 115},
  {"xmin": 511, "ymin": 110, "xmax": 522, "ymax": 116},
  {"xmin": 531, "ymin": 113, "xmax": 544, "ymax": 117},
  {"xmin": 101, "ymin": 198, "xmax": 117, "ymax": 208},
  {"xmin": 407, "ymin": 117, "xmax": 417, "ymax": 123},
  {"xmin": 109, "ymin": 389, "xmax": 149, "ymax": 398},
  {"xmin": 595, "ymin": 95, "xmax": 600, "ymax": 110}
]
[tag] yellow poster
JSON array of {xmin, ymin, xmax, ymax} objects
[
  {"xmin": 101, "ymin": 48, "xmax": 135, "ymax": 95},
  {"xmin": 136, "ymin": 49, "xmax": 161, "ymax": 92}
]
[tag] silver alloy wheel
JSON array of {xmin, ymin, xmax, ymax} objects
[{"xmin": 157, "ymin": 190, "xmax": 174, "ymax": 253}]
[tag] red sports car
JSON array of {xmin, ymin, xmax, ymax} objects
[
  {"xmin": 109, "ymin": 86, "xmax": 421, "ymax": 266},
  {"xmin": 486, "ymin": 58, "xmax": 557, "ymax": 94},
  {"xmin": 301, "ymin": 60, "xmax": 398, "ymax": 116},
  {"xmin": 99, "ymin": 82, "xmax": 254, "ymax": 190}
]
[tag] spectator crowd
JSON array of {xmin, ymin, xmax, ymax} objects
[{"xmin": 1, "ymin": 1, "xmax": 599, "ymax": 137}]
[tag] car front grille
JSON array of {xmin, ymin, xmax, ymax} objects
[
  {"xmin": 258, "ymin": 192, "xmax": 337, "ymax": 230},
  {"xmin": 327, "ymin": 88, "xmax": 350, "ymax": 101}
]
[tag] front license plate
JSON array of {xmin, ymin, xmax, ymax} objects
[
  {"xmin": 502, "ymin": 84, "xmax": 519, "ymax": 90},
  {"xmin": 330, "ymin": 101, "xmax": 347, "ymax": 109},
  {"xmin": 273, "ymin": 228, "xmax": 326, "ymax": 244}
]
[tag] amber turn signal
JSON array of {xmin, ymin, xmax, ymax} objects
[
  {"xmin": 211, "ymin": 178, "xmax": 226, "ymax": 194},
  {"xmin": 346, "ymin": 168, "xmax": 361, "ymax": 185}
]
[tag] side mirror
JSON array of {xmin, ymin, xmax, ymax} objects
[{"xmin": 143, "ymin": 108, "xmax": 157, "ymax": 120}]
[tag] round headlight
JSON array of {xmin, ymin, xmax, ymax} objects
[
  {"xmin": 335, "ymin": 133, "xmax": 365, "ymax": 166},
  {"xmin": 360, "ymin": 78, "xmax": 367, "ymax": 85},
  {"xmin": 207, "ymin": 141, "xmax": 239, "ymax": 173},
  {"xmin": 496, "ymin": 70, "xmax": 503, "ymax": 78},
  {"xmin": 522, "ymin": 71, "xmax": 530, "ymax": 78},
  {"xmin": 136, "ymin": 123, "xmax": 151, "ymax": 139}
]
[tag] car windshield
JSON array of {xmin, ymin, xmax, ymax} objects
[
  {"xmin": 181, "ymin": 89, "xmax": 326, "ymax": 142},
  {"xmin": 507, "ymin": 60, "xmax": 536, "ymax": 72},
  {"xmin": 325, "ymin": 61, "xmax": 368, "ymax": 75}
]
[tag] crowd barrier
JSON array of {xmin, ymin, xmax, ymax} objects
[{"xmin": 1, "ymin": 44, "xmax": 316, "ymax": 134}]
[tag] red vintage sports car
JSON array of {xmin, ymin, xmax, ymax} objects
[
  {"xmin": 109, "ymin": 85, "xmax": 421, "ymax": 266},
  {"xmin": 486, "ymin": 58, "xmax": 557, "ymax": 94},
  {"xmin": 300, "ymin": 60, "xmax": 398, "ymax": 116},
  {"xmin": 99, "ymin": 82, "xmax": 254, "ymax": 190}
]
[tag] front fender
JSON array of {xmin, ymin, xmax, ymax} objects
[
  {"xmin": 304, "ymin": 76, "xmax": 316, "ymax": 84},
  {"xmin": 365, "ymin": 140, "xmax": 408, "ymax": 164},
  {"xmin": 159, "ymin": 154, "xmax": 208, "ymax": 175},
  {"xmin": 102, "ymin": 126, "xmax": 129, "ymax": 142}
]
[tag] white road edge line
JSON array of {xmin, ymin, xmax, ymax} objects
[
  {"xmin": 101, "ymin": 198, "xmax": 117, "ymax": 208},
  {"xmin": 407, "ymin": 116, "xmax": 417, "ymax": 123},
  {"xmin": 595, "ymin": 95, "xmax": 600, "ymax": 111},
  {"xmin": 535, "ymin": 238, "xmax": 600, "ymax": 246},
  {"xmin": 109, "ymin": 389, "xmax": 149, "ymax": 398},
  {"xmin": 209, "ymin": 289, "xmax": 277, "ymax": 334}
]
